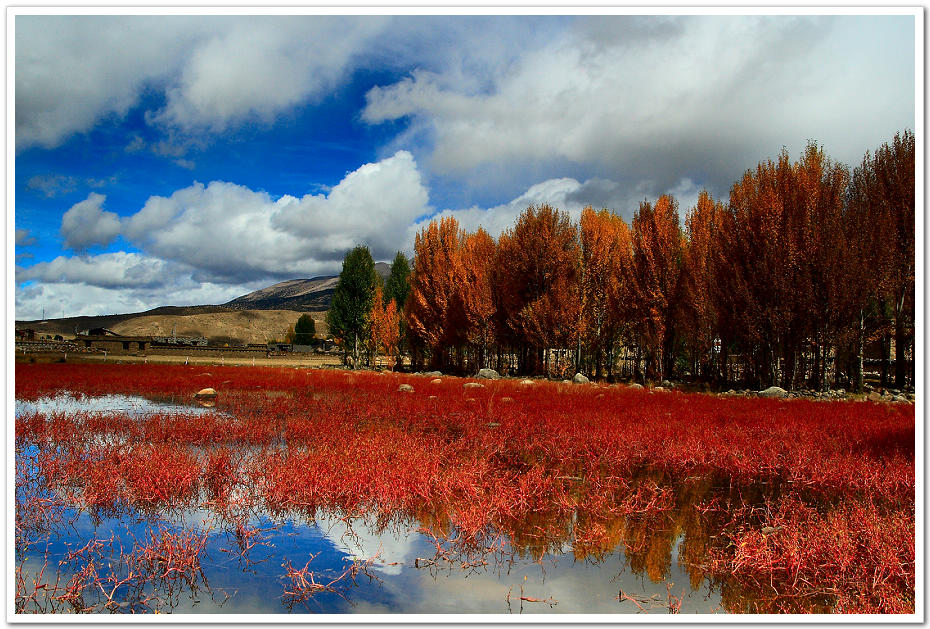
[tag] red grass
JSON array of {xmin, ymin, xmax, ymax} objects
[{"xmin": 15, "ymin": 363, "xmax": 915, "ymax": 614}]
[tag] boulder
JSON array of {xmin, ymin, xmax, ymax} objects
[
  {"xmin": 430, "ymin": 378, "xmax": 442, "ymax": 385},
  {"xmin": 398, "ymin": 384, "xmax": 414, "ymax": 393},
  {"xmin": 572, "ymin": 372, "xmax": 590, "ymax": 384},
  {"xmin": 194, "ymin": 387, "xmax": 217, "ymax": 400},
  {"xmin": 757, "ymin": 386, "xmax": 787, "ymax": 399},
  {"xmin": 500, "ymin": 397, "xmax": 514, "ymax": 403},
  {"xmin": 519, "ymin": 379, "xmax": 535, "ymax": 386},
  {"xmin": 476, "ymin": 368, "xmax": 501, "ymax": 380},
  {"xmin": 661, "ymin": 380, "xmax": 673, "ymax": 388},
  {"xmin": 629, "ymin": 383, "xmax": 644, "ymax": 390},
  {"xmin": 423, "ymin": 371, "xmax": 442, "ymax": 377},
  {"xmin": 463, "ymin": 382, "xmax": 485, "ymax": 390},
  {"xmin": 867, "ymin": 391, "xmax": 883, "ymax": 402}
]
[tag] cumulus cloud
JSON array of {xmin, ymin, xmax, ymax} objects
[
  {"xmin": 15, "ymin": 274, "xmax": 264, "ymax": 321},
  {"xmin": 15, "ymin": 16, "xmax": 207, "ymax": 149},
  {"xmin": 364, "ymin": 15, "xmax": 915, "ymax": 196},
  {"xmin": 16, "ymin": 16, "xmax": 389, "ymax": 149},
  {"xmin": 59, "ymin": 193, "xmax": 122, "ymax": 251},
  {"xmin": 153, "ymin": 17, "xmax": 387, "ymax": 133},
  {"xmin": 120, "ymin": 151, "xmax": 429, "ymax": 283},
  {"xmin": 16, "ymin": 252, "xmax": 169, "ymax": 289}
]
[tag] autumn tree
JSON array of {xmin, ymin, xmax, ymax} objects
[
  {"xmin": 327, "ymin": 245, "xmax": 380, "ymax": 366},
  {"xmin": 844, "ymin": 132, "xmax": 916, "ymax": 391},
  {"xmin": 720, "ymin": 143, "xmax": 850, "ymax": 389},
  {"xmin": 579, "ymin": 206, "xmax": 635, "ymax": 379},
  {"xmin": 677, "ymin": 191, "xmax": 723, "ymax": 379},
  {"xmin": 405, "ymin": 217, "xmax": 467, "ymax": 370},
  {"xmin": 494, "ymin": 204, "xmax": 579, "ymax": 375},
  {"xmin": 863, "ymin": 130, "xmax": 915, "ymax": 388},
  {"xmin": 631, "ymin": 195, "xmax": 683, "ymax": 382},
  {"xmin": 459, "ymin": 228, "xmax": 497, "ymax": 369},
  {"xmin": 369, "ymin": 283, "xmax": 400, "ymax": 367}
]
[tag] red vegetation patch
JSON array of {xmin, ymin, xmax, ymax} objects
[{"xmin": 15, "ymin": 363, "xmax": 915, "ymax": 614}]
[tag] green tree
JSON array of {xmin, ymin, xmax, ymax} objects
[
  {"xmin": 294, "ymin": 314, "xmax": 317, "ymax": 346},
  {"xmin": 384, "ymin": 251, "xmax": 411, "ymax": 310},
  {"xmin": 327, "ymin": 246, "xmax": 380, "ymax": 366}
]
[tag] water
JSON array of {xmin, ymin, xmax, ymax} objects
[
  {"xmin": 16, "ymin": 503, "xmax": 723, "ymax": 614},
  {"xmin": 16, "ymin": 393, "xmax": 222, "ymax": 418},
  {"xmin": 11, "ymin": 393, "xmax": 730, "ymax": 614}
]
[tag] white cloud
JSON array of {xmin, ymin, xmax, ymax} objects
[
  {"xmin": 271, "ymin": 150, "xmax": 430, "ymax": 258},
  {"xmin": 15, "ymin": 16, "xmax": 389, "ymax": 149},
  {"xmin": 120, "ymin": 151, "xmax": 429, "ymax": 283},
  {"xmin": 15, "ymin": 16, "xmax": 207, "ymax": 149},
  {"xmin": 364, "ymin": 15, "xmax": 915, "ymax": 195},
  {"xmin": 153, "ymin": 18, "xmax": 387, "ymax": 133},
  {"xmin": 59, "ymin": 193, "xmax": 122, "ymax": 250},
  {"xmin": 16, "ymin": 252, "xmax": 169, "ymax": 289},
  {"xmin": 15, "ymin": 274, "xmax": 263, "ymax": 321}
]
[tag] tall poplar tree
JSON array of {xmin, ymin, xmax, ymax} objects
[{"xmin": 327, "ymin": 246, "xmax": 380, "ymax": 366}]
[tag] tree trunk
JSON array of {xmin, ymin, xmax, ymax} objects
[
  {"xmin": 895, "ymin": 293, "xmax": 907, "ymax": 388},
  {"xmin": 853, "ymin": 310, "xmax": 864, "ymax": 393}
]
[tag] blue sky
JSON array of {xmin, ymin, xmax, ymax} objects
[{"xmin": 13, "ymin": 13, "xmax": 916, "ymax": 319}]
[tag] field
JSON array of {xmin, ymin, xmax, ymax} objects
[{"xmin": 14, "ymin": 363, "xmax": 915, "ymax": 614}]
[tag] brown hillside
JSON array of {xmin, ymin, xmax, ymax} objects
[{"xmin": 109, "ymin": 310, "xmax": 329, "ymax": 345}]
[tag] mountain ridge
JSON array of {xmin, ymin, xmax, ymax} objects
[{"xmin": 16, "ymin": 262, "xmax": 394, "ymax": 333}]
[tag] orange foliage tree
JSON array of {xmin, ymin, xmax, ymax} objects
[
  {"xmin": 859, "ymin": 130, "xmax": 915, "ymax": 388},
  {"xmin": 579, "ymin": 206, "xmax": 635, "ymax": 379},
  {"xmin": 494, "ymin": 204, "xmax": 580, "ymax": 376},
  {"xmin": 369, "ymin": 283, "xmax": 400, "ymax": 368},
  {"xmin": 404, "ymin": 216, "xmax": 467, "ymax": 370},
  {"xmin": 719, "ymin": 143, "xmax": 851, "ymax": 389},
  {"xmin": 677, "ymin": 190, "xmax": 723, "ymax": 379},
  {"xmin": 632, "ymin": 195, "xmax": 683, "ymax": 382},
  {"xmin": 459, "ymin": 228, "xmax": 497, "ymax": 369}
]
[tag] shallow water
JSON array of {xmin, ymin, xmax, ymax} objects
[
  {"xmin": 14, "ymin": 394, "xmax": 725, "ymax": 614},
  {"xmin": 8, "ymin": 393, "xmax": 819, "ymax": 614},
  {"xmin": 16, "ymin": 500, "xmax": 723, "ymax": 614},
  {"xmin": 15, "ymin": 393, "xmax": 221, "ymax": 418}
]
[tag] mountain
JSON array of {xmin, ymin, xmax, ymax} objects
[
  {"xmin": 223, "ymin": 262, "xmax": 392, "ymax": 312},
  {"xmin": 16, "ymin": 263, "xmax": 394, "ymax": 335}
]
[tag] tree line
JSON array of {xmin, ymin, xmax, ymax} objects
[{"xmin": 327, "ymin": 130, "xmax": 914, "ymax": 391}]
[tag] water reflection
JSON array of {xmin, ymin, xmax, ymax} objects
[
  {"xmin": 16, "ymin": 393, "xmax": 222, "ymax": 418},
  {"xmin": 14, "ymin": 393, "xmax": 910, "ymax": 614}
]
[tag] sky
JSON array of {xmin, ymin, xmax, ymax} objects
[{"xmin": 12, "ymin": 12, "xmax": 916, "ymax": 320}]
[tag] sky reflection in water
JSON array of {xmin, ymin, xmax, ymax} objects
[{"xmin": 16, "ymin": 393, "xmax": 724, "ymax": 615}]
